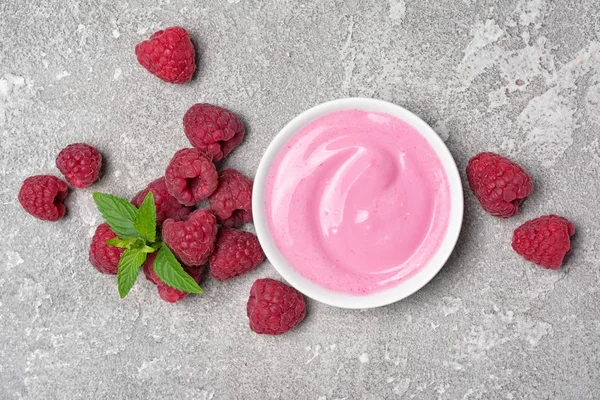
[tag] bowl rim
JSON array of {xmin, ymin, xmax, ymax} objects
[{"xmin": 252, "ymin": 97, "xmax": 464, "ymax": 309}]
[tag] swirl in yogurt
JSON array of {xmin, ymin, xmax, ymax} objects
[{"xmin": 266, "ymin": 109, "xmax": 450, "ymax": 295}]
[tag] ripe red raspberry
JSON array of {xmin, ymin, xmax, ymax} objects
[
  {"xmin": 164, "ymin": 148, "xmax": 218, "ymax": 207},
  {"xmin": 135, "ymin": 26, "xmax": 196, "ymax": 84},
  {"xmin": 209, "ymin": 229, "xmax": 264, "ymax": 281},
  {"xmin": 18, "ymin": 175, "xmax": 68, "ymax": 221},
  {"xmin": 247, "ymin": 278, "xmax": 306, "ymax": 335},
  {"xmin": 466, "ymin": 152, "xmax": 534, "ymax": 218},
  {"xmin": 89, "ymin": 223, "xmax": 123, "ymax": 274},
  {"xmin": 56, "ymin": 143, "xmax": 102, "ymax": 188},
  {"xmin": 162, "ymin": 209, "xmax": 218, "ymax": 266},
  {"xmin": 209, "ymin": 169, "xmax": 253, "ymax": 227},
  {"xmin": 183, "ymin": 104, "xmax": 245, "ymax": 162},
  {"xmin": 132, "ymin": 177, "xmax": 191, "ymax": 225},
  {"xmin": 143, "ymin": 253, "xmax": 203, "ymax": 303},
  {"xmin": 512, "ymin": 215, "xmax": 575, "ymax": 269}
]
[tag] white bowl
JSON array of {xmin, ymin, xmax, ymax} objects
[{"xmin": 253, "ymin": 98, "xmax": 464, "ymax": 309}]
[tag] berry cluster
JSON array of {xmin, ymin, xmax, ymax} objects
[
  {"xmin": 467, "ymin": 152, "xmax": 575, "ymax": 270},
  {"xmin": 85, "ymin": 99, "xmax": 303, "ymax": 334},
  {"xmin": 19, "ymin": 143, "xmax": 102, "ymax": 221}
]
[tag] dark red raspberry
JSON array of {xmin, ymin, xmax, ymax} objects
[
  {"xmin": 132, "ymin": 177, "xmax": 191, "ymax": 225},
  {"xmin": 512, "ymin": 215, "xmax": 575, "ymax": 269},
  {"xmin": 183, "ymin": 104, "xmax": 245, "ymax": 162},
  {"xmin": 162, "ymin": 209, "xmax": 218, "ymax": 266},
  {"xmin": 89, "ymin": 223, "xmax": 123, "ymax": 274},
  {"xmin": 247, "ymin": 278, "xmax": 306, "ymax": 335},
  {"xmin": 209, "ymin": 229, "xmax": 264, "ymax": 281},
  {"xmin": 18, "ymin": 175, "xmax": 68, "ymax": 221},
  {"xmin": 164, "ymin": 148, "xmax": 218, "ymax": 206},
  {"xmin": 466, "ymin": 152, "xmax": 534, "ymax": 218},
  {"xmin": 135, "ymin": 26, "xmax": 196, "ymax": 84},
  {"xmin": 56, "ymin": 143, "xmax": 102, "ymax": 188},
  {"xmin": 143, "ymin": 253, "xmax": 203, "ymax": 303},
  {"xmin": 209, "ymin": 169, "xmax": 253, "ymax": 227}
]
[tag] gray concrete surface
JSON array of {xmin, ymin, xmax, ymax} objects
[{"xmin": 1, "ymin": 0, "xmax": 599, "ymax": 398}]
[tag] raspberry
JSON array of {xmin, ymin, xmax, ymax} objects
[
  {"xmin": 162, "ymin": 209, "xmax": 218, "ymax": 266},
  {"xmin": 247, "ymin": 278, "xmax": 306, "ymax": 335},
  {"xmin": 18, "ymin": 175, "xmax": 69, "ymax": 221},
  {"xmin": 209, "ymin": 169, "xmax": 253, "ymax": 227},
  {"xmin": 209, "ymin": 229, "xmax": 264, "ymax": 281},
  {"xmin": 143, "ymin": 253, "xmax": 203, "ymax": 303},
  {"xmin": 56, "ymin": 143, "xmax": 102, "ymax": 188},
  {"xmin": 135, "ymin": 26, "xmax": 196, "ymax": 84},
  {"xmin": 183, "ymin": 104, "xmax": 245, "ymax": 162},
  {"xmin": 132, "ymin": 177, "xmax": 191, "ymax": 225},
  {"xmin": 164, "ymin": 149, "xmax": 218, "ymax": 206},
  {"xmin": 89, "ymin": 223, "xmax": 123, "ymax": 274},
  {"xmin": 512, "ymin": 215, "xmax": 575, "ymax": 270},
  {"xmin": 466, "ymin": 152, "xmax": 534, "ymax": 218}
]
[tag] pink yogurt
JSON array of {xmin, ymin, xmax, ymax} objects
[{"xmin": 265, "ymin": 109, "xmax": 451, "ymax": 295}]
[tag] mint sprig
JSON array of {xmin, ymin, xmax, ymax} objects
[{"xmin": 93, "ymin": 191, "xmax": 203, "ymax": 298}]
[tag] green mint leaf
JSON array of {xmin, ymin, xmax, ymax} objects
[
  {"xmin": 117, "ymin": 248, "xmax": 147, "ymax": 298},
  {"xmin": 133, "ymin": 191, "xmax": 156, "ymax": 243},
  {"xmin": 154, "ymin": 245, "xmax": 203, "ymax": 294},
  {"xmin": 105, "ymin": 238, "xmax": 134, "ymax": 249},
  {"xmin": 93, "ymin": 192, "xmax": 141, "ymax": 239}
]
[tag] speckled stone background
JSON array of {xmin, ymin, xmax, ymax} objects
[{"xmin": 1, "ymin": 0, "xmax": 599, "ymax": 399}]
